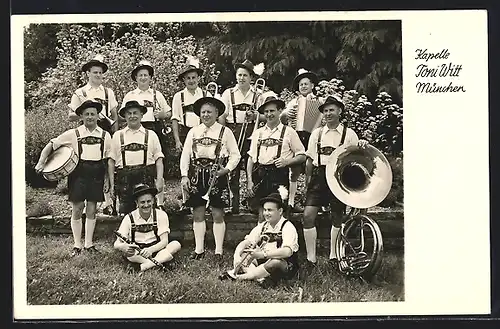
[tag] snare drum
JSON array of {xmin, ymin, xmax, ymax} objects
[{"xmin": 42, "ymin": 146, "xmax": 79, "ymax": 181}]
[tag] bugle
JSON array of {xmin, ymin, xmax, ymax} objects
[
  {"xmin": 237, "ymin": 78, "xmax": 266, "ymax": 152},
  {"xmin": 201, "ymin": 156, "xmax": 225, "ymax": 208}
]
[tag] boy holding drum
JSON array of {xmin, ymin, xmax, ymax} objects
[{"xmin": 36, "ymin": 99, "xmax": 112, "ymax": 256}]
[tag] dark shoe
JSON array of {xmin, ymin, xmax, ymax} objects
[
  {"xmin": 127, "ymin": 262, "xmax": 142, "ymax": 273},
  {"xmin": 102, "ymin": 205, "xmax": 115, "ymax": 215},
  {"xmin": 178, "ymin": 206, "xmax": 191, "ymax": 215},
  {"xmin": 214, "ymin": 253, "xmax": 224, "ymax": 266},
  {"xmin": 191, "ymin": 251, "xmax": 205, "ymax": 260},
  {"xmin": 258, "ymin": 277, "xmax": 276, "ymax": 289},
  {"xmin": 70, "ymin": 247, "xmax": 82, "ymax": 257},
  {"xmin": 218, "ymin": 271, "xmax": 236, "ymax": 281},
  {"xmin": 81, "ymin": 213, "xmax": 86, "ymax": 220},
  {"xmin": 304, "ymin": 260, "xmax": 317, "ymax": 273},
  {"xmin": 329, "ymin": 258, "xmax": 340, "ymax": 271},
  {"xmin": 84, "ymin": 246, "xmax": 99, "ymax": 253}
]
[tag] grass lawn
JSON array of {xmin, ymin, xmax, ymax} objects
[{"xmin": 27, "ymin": 234, "xmax": 404, "ymax": 305}]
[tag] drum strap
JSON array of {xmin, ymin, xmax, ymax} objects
[
  {"xmin": 256, "ymin": 125, "xmax": 287, "ymax": 165},
  {"xmin": 120, "ymin": 130, "xmax": 149, "ymax": 167},
  {"xmin": 74, "ymin": 128, "xmax": 106, "ymax": 159},
  {"xmin": 317, "ymin": 125, "xmax": 346, "ymax": 167},
  {"xmin": 129, "ymin": 210, "xmax": 159, "ymax": 245}
]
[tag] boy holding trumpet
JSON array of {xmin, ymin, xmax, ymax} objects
[{"xmin": 219, "ymin": 192, "xmax": 299, "ymax": 288}]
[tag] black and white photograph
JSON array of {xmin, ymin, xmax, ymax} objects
[{"xmin": 12, "ymin": 10, "xmax": 490, "ymax": 319}]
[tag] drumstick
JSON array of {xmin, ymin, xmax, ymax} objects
[{"xmin": 113, "ymin": 231, "xmax": 167, "ymax": 271}]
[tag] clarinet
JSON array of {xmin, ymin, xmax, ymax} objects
[{"xmin": 113, "ymin": 231, "xmax": 167, "ymax": 270}]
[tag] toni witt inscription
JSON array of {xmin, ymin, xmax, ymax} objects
[{"xmin": 414, "ymin": 49, "xmax": 466, "ymax": 93}]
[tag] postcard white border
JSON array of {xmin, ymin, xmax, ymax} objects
[{"xmin": 12, "ymin": 10, "xmax": 491, "ymax": 319}]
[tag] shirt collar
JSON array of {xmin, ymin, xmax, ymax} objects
[
  {"xmin": 233, "ymin": 85, "xmax": 255, "ymax": 94},
  {"xmin": 323, "ymin": 123, "xmax": 343, "ymax": 133},
  {"xmin": 265, "ymin": 216, "xmax": 287, "ymax": 231},
  {"xmin": 133, "ymin": 87, "xmax": 153, "ymax": 94},
  {"xmin": 184, "ymin": 87, "xmax": 201, "ymax": 94},
  {"xmin": 201, "ymin": 121, "xmax": 220, "ymax": 131},
  {"xmin": 125, "ymin": 125, "xmax": 146, "ymax": 134},
  {"xmin": 82, "ymin": 125, "xmax": 103, "ymax": 134},
  {"xmin": 84, "ymin": 83, "xmax": 104, "ymax": 91},
  {"xmin": 264, "ymin": 123, "xmax": 284, "ymax": 133}
]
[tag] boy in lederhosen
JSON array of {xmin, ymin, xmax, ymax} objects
[
  {"xmin": 36, "ymin": 99, "xmax": 112, "ymax": 256},
  {"xmin": 171, "ymin": 56, "xmax": 214, "ymax": 154},
  {"xmin": 122, "ymin": 60, "xmax": 172, "ymax": 159},
  {"xmin": 108, "ymin": 100, "xmax": 165, "ymax": 215},
  {"xmin": 280, "ymin": 69, "xmax": 325, "ymax": 214},
  {"xmin": 180, "ymin": 97, "xmax": 240, "ymax": 263},
  {"xmin": 114, "ymin": 183, "xmax": 181, "ymax": 273},
  {"xmin": 246, "ymin": 94, "xmax": 306, "ymax": 222},
  {"xmin": 220, "ymin": 193, "xmax": 299, "ymax": 288},
  {"xmin": 219, "ymin": 59, "xmax": 265, "ymax": 214},
  {"xmin": 302, "ymin": 95, "xmax": 369, "ymax": 271},
  {"xmin": 68, "ymin": 55, "xmax": 118, "ymax": 215}
]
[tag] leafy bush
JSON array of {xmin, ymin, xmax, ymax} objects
[{"xmin": 26, "ymin": 200, "xmax": 53, "ymax": 217}]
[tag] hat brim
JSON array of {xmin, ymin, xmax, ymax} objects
[
  {"xmin": 319, "ymin": 99, "xmax": 345, "ymax": 112},
  {"xmin": 132, "ymin": 65, "xmax": 154, "ymax": 81},
  {"xmin": 82, "ymin": 60, "xmax": 108, "ymax": 73},
  {"xmin": 178, "ymin": 67, "xmax": 204, "ymax": 81},
  {"xmin": 75, "ymin": 101, "xmax": 103, "ymax": 116},
  {"xmin": 119, "ymin": 103, "xmax": 148, "ymax": 118},
  {"xmin": 193, "ymin": 97, "xmax": 225, "ymax": 117},
  {"xmin": 133, "ymin": 187, "xmax": 158, "ymax": 199},
  {"xmin": 234, "ymin": 63, "xmax": 255, "ymax": 75},
  {"xmin": 258, "ymin": 99, "xmax": 285, "ymax": 114},
  {"xmin": 259, "ymin": 196, "xmax": 284, "ymax": 208},
  {"xmin": 292, "ymin": 72, "xmax": 318, "ymax": 90}
]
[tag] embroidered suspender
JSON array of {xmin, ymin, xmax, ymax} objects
[
  {"xmin": 81, "ymin": 87, "xmax": 109, "ymax": 116},
  {"xmin": 317, "ymin": 125, "xmax": 347, "ymax": 167},
  {"xmin": 129, "ymin": 210, "xmax": 159, "ymax": 245},
  {"xmin": 181, "ymin": 92, "xmax": 186, "ymax": 126},
  {"xmin": 259, "ymin": 219, "xmax": 290, "ymax": 249},
  {"xmin": 120, "ymin": 130, "xmax": 149, "ymax": 167},
  {"xmin": 214, "ymin": 126, "xmax": 226, "ymax": 158},
  {"xmin": 74, "ymin": 128, "xmax": 106, "ymax": 159},
  {"xmin": 230, "ymin": 89, "xmax": 257, "ymax": 124},
  {"xmin": 255, "ymin": 125, "xmax": 287, "ymax": 165}
]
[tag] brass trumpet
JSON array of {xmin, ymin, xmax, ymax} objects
[
  {"xmin": 237, "ymin": 78, "xmax": 266, "ymax": 152},
  {"xmin": 201, "ymin": 156, "xmax": 225, "ymax": 208},
  {"xmin": 227, "ymin": 234, "xmax": 270, "ymax": 279}
]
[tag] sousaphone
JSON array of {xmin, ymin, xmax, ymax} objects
[{"xmin": 325, "ymin": 144, "xmax": 393, "ymax": 280}]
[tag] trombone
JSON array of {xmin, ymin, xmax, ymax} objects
[
  {"xmin": 237, "ymin": 78, "xmax": 266, "ymax": 152},
  {"xmin": 206, "ymin": 82, "xmax": 219, "ymax": 97}
]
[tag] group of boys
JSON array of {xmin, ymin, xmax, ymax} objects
[{"xmin": 34, "ymin": 54, "xmax": 370, "ymax": 287}]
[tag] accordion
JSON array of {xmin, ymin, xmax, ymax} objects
[{"xmin": 288, "ymin": 96, "xmax": 323, "ymax": 132}]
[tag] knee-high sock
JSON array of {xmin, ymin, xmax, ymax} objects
[
  {"xmin": 84, "ymin": 217, "xmax": 96, "ymax": 248},
  {"xmin": 303, "ymin": 227, "xmax": 317, "ymax": 263},
  {"xmin": 193, "ymin": 221, "xmax": 206, "ymax": 254},
  {"xmin": 329, "ymin": 225, "xmax": 341, "ymax": 260},
  {"xmin": 141, "ymin": 249, "xmax": 173, "ymax": 271},
  {"xmin": 213, "ymin": 221, "xmax": 226, "ymax": 255},
  {"xmin": 288, "ymin": 181, "xmax": 298, "ymax": 206},
  {"xmin": 237, "ymin": 264, "xmax": 270, "ymax": 280},
  {"xmin": 71, "ymin": 218, "xmax": 83, "ymax": 249}
]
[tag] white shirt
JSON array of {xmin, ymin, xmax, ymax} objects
[
  {"xmin": 283, "ymin": 93, "xmax": 324, "ymax": 132},
  {"xmin": 110, "ymin": 126, "xmax": 164, "ymax": 168},
  {"xmin": 50, "ymin": 125, "xmax": 112, "ymax": 161},
  {"xmin": 220, "ymin": 85, "xmax": 264, "ymax": 123},
  {"xmin": 180, "ymin": 122, "xmax": 241, "ymax": 177},
  {"xmin": 245, "ymin": 216, "xmax": 299, "ymax": 253},
  {"xmin": 171, "ymin": 87, "xmax": 213, "ymax": 128},
  {"xmin": 69, "ymin": 83, "xmax": 118, "ymax": 119},
  {"xmin": 248, "ymin": 123, "xmax": 305, "ymax": 165},
  {"xmin": 306, "ymin": 124, "xmax": 359, "ymax": 167},
  {"xmin": 117, "ymin": 208, "xmax": 170, "ymax": 245},
  {"xmin": 121, "ymin": 88, "xmax": 171, "ymax": 122}
]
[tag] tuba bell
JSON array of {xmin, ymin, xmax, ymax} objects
[
  {"xmin": 325, "ymin": 144, "xmax": 393, "ymax": 209},
  {"xmin": 324, "ymin": 143, "xmax": 392, "ymax": 280}
]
